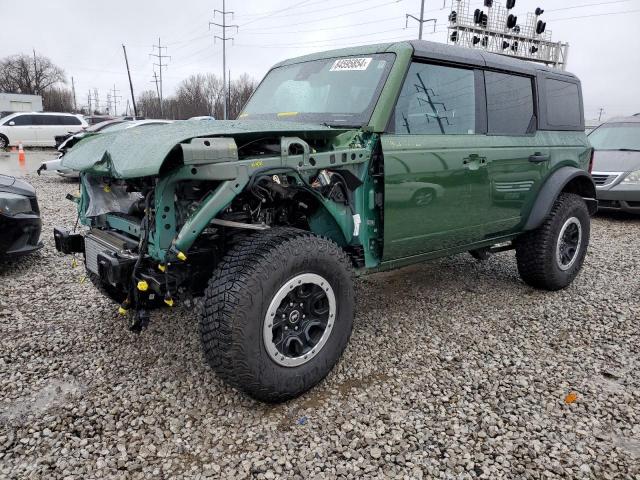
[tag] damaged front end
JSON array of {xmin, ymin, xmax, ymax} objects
[{"xmin": 54, "ymin": 122, "xmax": 383, "ymax": 330}]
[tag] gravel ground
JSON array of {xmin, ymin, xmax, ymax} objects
[{"xmin": 1, "ymin": 174, "xmax": 639, "ymax": 479}]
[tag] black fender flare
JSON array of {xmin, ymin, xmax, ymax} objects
[{"xmin": 524, "ymin": 166, "xmax": 597, "ymax": 231}]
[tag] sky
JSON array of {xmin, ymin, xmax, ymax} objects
[{"xmin": 2, "ymin": 0, "xmax": 639, "ymax": 122}]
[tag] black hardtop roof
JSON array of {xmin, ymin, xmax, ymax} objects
[
  {"xmin": 409, "ymin": 40, "xmax": 578, "ymax": 80},
  {"xmin": 273, "ymin": 39, "xmax": 579, "ymax": 82}
]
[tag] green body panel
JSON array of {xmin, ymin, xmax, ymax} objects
[
  {"xmin": 68, "ymin": 40, "xmax": 591, "ymax": 275},
  {"xmin": 63, "ymin": 120, "xmax": 340, "ymax": 179},
  {"xmin": 381, "ymin": 131, "xmax": 591, "ymax": 261}
]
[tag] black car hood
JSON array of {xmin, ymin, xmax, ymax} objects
[
  {"xmin": 0, "ymin": 174, "xmax": 36, "ymax": 197},
  {"xmin": 592, "ymin": 150, "xmax": 640, "ymax": 172}
]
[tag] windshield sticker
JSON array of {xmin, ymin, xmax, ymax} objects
[{"xmin": 330, "ymin": 57, "xmax": 372, "ymax": 72}]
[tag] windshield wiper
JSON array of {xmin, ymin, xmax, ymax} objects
[{"xmin": 618, "ymin": 148, "xmax": 640, "ymax": 152}]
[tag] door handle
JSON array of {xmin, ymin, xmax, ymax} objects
[
  {"xmin": 463, "ymin": 154, "xmax": 487, "ymax": 168},
  {"xmin": 529, "ymin": 152, "xmax": 550, "ymax": 163}
]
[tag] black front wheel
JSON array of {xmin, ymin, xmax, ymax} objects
[
  {"xmin": 200, "ymin": 227, "xmax": 354, "ymax": 403},
  {"xmin": 515, "ymin": 193, "xmax": 590, "ymax": 290}
]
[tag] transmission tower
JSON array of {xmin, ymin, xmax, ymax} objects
[
  {"xmin": 111, "ymin": 85, "xmax": 122, "ymax": 116},
  {"xmin": 149, "ymin": 38, "xmax": 170, "ymax": 117},
  {"xmin": 210, "ymin": 0, "xmax": 238, "ymax": 120}
]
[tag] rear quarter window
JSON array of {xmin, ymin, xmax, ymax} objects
[
  {"xmin": 545, "ymin": 78, "xmax": 582, "ymax": 128},
  {"xmin": 63, "ymin": 116, "xmax": 82, "ymax": 125}
]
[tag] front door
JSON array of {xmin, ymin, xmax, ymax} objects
[
  {"xmin": 382, "ymin": 61, "xmax": 491, "ymax": 260},
  {"xmin": 8, "ymin": 114, "xmax": 38, "ymax": 146}
]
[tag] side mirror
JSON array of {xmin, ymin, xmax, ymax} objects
[{"xmin": 8, "ymin": 121, "xmax": 15, "ymax": 126}]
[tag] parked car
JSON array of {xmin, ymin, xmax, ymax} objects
[
  {"xmin": 54, "ymin": 119, "xmax": 129, "ymax": 149},
  {"xmin": 188, "ymin": 116, "xmax": 216, "ymax": 121},
  {"xmin": 0, "ymin": 174, "xmax": 42, "ymax": 258},
  {"xmin": 38, "ymin": 120, "xmax": 171, "ymax": 177},
  {"xmin": 83, "ymin": 115, "xmax": 115, "ymax": 126},
  {"xmin": 589, "ymin": 115, "xmax": 640, "ymax": 214},
  {"xmin": 53, "ymin": 40, "xmax": 595, "ymax": 402},
  {"xmin": 0, "ymin": 112, "xmax": 87, "ymax": 148}
]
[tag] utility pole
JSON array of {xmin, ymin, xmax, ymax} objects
[
  {"xmin": 110, "ymin": 85, "xmax": 122, "ymax": 116},
  {"xmin": 71, "ymin": 76, "xmax": 77, "ymax": 112},
  {"xmin": 210, "ymin": 0, "xmax": 238, "ymax": 120},
  {"xmin": 149, "ymin": 38, "xmax": 170, "ymax": 117},
  {"xmin": 122, "ymin": 45, "xmax": 138, "ymax": 118},
  {"xmin": 598, "ymin": 107, "xmax": 605, "ymax": 122},
  {"xmin": 406, "ymin": 0, "xmax": 440, "ymax": 39}
]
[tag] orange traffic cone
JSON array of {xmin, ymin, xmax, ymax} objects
[{"xmin": 18, "ymin": 143, "xmax": 25, "ymax": 165}]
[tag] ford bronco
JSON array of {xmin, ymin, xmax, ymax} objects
[{"xmin": 54, "ymin": 41, "xmax": 596, "ymax": 402}]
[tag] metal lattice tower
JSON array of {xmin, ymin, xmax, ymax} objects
[{"xmin": 447, "ymin": 0, "xmax": 569, "ymax": 70}]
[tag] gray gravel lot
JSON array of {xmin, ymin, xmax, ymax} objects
[{"xmin": 1, "ymin": 173, "xmax": 639, "ymax": 479}]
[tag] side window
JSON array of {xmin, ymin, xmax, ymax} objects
[
  {"xmin": 34, "ymin": 115, "xmax": 58, "ymax": 125},
  {"xmin": 393, "ymin": 62, "xmax": 476, "ymax": 135},
  {"xmin": 11, "ymin": 115, "xmax": 33, "ymax": 126},
  {"xmin": 485, "ymin": 71, "xmax": 535, "ymax": 135},
  {"xmin": 545, "ymin": 79, "xmax": 581, "ymax": 127},
  {"xmin": 65, "ymin": 116, "xmax": 82, "ymax": 125}
]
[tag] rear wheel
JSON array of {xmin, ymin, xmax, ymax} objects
[
  {"xmin": 0, "ymin": 135, "xmax": 8, "ymax": 149},
  {"xmin": 515, "ymin": 193, "xmax": 590, "ymax": 290},
  {"xmin": 200, "ymin": 227, "xmax": 355, "ymax": 403}
]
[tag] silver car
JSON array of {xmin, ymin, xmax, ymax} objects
[{"xmin": 589, "ymin": 114, "xmax": 640, "ymax": 214}]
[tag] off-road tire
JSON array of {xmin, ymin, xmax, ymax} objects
[
  {"xmin": 515, "ymin": 193, "xmax": 590, "ymax": 290},
  {"xmin": 0, "ymin": 135, "xmax": 8, "ymax": 149},
  {"xmin": 88, "ymin": 271, "xmax": 127, "ymax": 304},
  {"xmin": 200, "ymin": 227, "xmax": 355, "ymax": 403}
]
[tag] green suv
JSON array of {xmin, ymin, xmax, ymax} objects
[{"xmin": 54, "ymin": 41, "xmax": 596, "ymax": 402}]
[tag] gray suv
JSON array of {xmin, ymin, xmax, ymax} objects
[{"xmin": 589, "ymin": 115, "xmax": 640, "ymax": 214}]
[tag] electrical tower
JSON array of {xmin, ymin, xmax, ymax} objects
[
  {"xmin": 210, "ymin": 0, "xmax": 238, "ymax": 120},
  {"xmin": 111, "ymin": 84, "xmax": 122, "ymax": 116},
  {"xmin": 93, "ymin": 89, "xmax": 100, "ymax": 114},
  {"xmin": 149, "ymin": 38, "xmax": 170, "ymax": 117},
  {"xmin": 447, "ymin": 0, "xmax": 569, "ymax": 70}
]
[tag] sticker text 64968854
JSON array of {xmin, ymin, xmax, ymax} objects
[{"xmin": 329, "ymin": 57, "xmax": 372, "ymax": 72}]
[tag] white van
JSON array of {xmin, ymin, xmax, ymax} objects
[{"xmin": 0, "ymin": 112, "xmax": 88, "ymax": 148}]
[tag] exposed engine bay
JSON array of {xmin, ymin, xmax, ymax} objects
[{"xmin": 56, "ymin": 131, "xmax": 383, "ymax": 330}]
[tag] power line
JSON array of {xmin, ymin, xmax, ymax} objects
[
  {"xmin": 550, "ymin": 7, "xmax": 640, "ymax": 22},
  {"xmin": 210, "ymin": 0, "xmax": 238, "ymax": 120},
  {"xmin": 238, "ymin": 0, "xmax": 315, "ymax": 27},
  {"xmin": 237, "ymin": 0, "xmax": 404, "ymax": 32}
]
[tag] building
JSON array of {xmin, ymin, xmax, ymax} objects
[{"xmin": 0, "ymin": 93, "xmax": 43, "ymax": 113}]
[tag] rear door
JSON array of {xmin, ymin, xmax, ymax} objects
[
  {"xmin": 481, "ymin": 70, "xmax": 548, "ymax": 236},
  {"xmin": 35, "ymin": 115, "xmax": 66, "ymax": 146},
  {"xmin": 381, "ymin": 61, "xmax": 492, "ymax": 259}
]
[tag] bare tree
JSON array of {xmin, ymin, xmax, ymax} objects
[
  {"xmin": 0, "ymin": 53, "xmax": 66, "ymax": 95},
  {"xmin": 42, "ymin": 87, "xmax": 73, "ymax": 112},
  {"xmin": 228, "ymin": 74, "xmax": 256, "ymax": 120},
  {"xmin": 137, "ymin": 90, "xmax": 162, "ymax": 118}
]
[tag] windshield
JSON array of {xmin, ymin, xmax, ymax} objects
[
  {"xmin": 589, "ymin": 122, "xmax": 640, "ymax": 151},
  {"xmin": 241, "ymin": 54, "xmax": 394, "ymax": 127}
]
